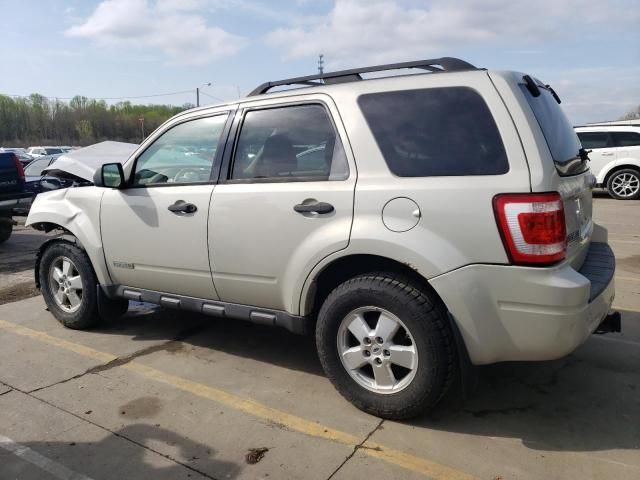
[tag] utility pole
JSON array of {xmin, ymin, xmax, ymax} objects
[
  {"xmin": 318, "ymin": 54, "xmax": 324, "ymax": 75},
  {"xmin": 196, "ymin": 82, "xmax": 212, "ymax": 107},
  {"xmin": 138, "ymin": 116, "xmax": 145, "ymax": 141}
]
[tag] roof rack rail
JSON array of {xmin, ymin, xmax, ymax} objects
[{"xmin": 248, "ymin": 57, "xmax": 479, "ymax": 96}]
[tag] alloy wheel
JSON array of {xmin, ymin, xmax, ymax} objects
[
  {"xmin": 48, "ymin": 256, "xmax": 83, "ymax": 313},
  {"xmin": 611, "ymin": 172, "xmax": 640, "ymax": 198},
  {"xmin": 337, "ymin": 306, "xmax": 418, "ymax": 394}
]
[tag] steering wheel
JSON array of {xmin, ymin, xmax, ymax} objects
[{"xmin": 173, "ymin": 167, "xmax": 208, "ymax": 183}]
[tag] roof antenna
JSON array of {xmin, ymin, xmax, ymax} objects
[{"xmin": 318, "ymin": 54, "xmax": 324, "ymax": 76}]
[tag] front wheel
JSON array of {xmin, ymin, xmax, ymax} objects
[
  {"xmin": 316, "ymin": 273, "xmax": 456, "ymax": 419},
  {"xmin": 607, "ymin": 168, "xmax": 640, "ymax": 200},
  {"xmin": 39, "ymin": 242, "xmax": 101, "ymax": 329}
]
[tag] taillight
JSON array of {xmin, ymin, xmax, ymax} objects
[
  {"xmin": 13, "ymin": 154, "xmax": 25, "ymax": 180},
  {"xmin": 493, "ymin": 193, "xmax": 566, "ymax": 265}
]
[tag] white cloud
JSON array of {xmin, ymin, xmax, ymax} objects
[
  {"xmin": 65, "ymin": 0, "xmax": 248, "ymax": 65},
  {"xmin": 542, "ymin": 67, "xmax": 640, "ymax": 124},
  {"xmin": 265, "ymin": 0, "xmax": 639, "ymax": 123},
  {"xmin": 266, "ymin": 0, "xmax": 639, "ymax": 66}
]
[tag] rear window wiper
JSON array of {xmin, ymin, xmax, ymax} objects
[{"xmin": 545, "ymin": 85, "xmax": 561, "ymax": 104}]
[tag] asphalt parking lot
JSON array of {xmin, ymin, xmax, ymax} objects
[{"xmin": 0, "ymin": 194, "xmax": 638, "ymax": 480}]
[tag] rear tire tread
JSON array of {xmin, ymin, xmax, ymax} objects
[{"xmin": 316, "ymin": 272, "xmax": 456, "ymax": 419}]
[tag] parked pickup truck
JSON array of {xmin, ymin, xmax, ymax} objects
[{"xmin": 0, "ymin": 152, "xmax": 32, "ymax": 243}]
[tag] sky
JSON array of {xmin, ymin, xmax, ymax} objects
[{"xmin": 1, "ymin": 0, "xmax": 638, "ymax": 124}]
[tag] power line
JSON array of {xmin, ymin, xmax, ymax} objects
[{"xmin": 198, "ymin": 90, "xmax": 225, "ymax": 102}]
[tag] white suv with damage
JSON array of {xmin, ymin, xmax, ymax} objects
[{"xmin": 27, "ymin": 58, "xmax": 619, "ymax": 419}]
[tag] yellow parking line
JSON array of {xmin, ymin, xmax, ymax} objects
[{"xmin": 0, "ymin": 319, "xmax": 476, "ymax": 480}]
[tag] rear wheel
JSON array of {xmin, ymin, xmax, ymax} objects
[
  {"xmin": 607, "ymin": 168, "xmax": 640, "ymax": 200},
  {"xmin": 316, "ymin": 273, "xmax": 456, "ymax": 419}
]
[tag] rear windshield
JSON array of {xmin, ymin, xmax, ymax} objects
[
  {"xmin": 358, "ymin": 87, "xmax": 508, "ymax": 177},
  {"xmin": 519, "ymin": 82, "xmax": 586, "ymax": 176}
]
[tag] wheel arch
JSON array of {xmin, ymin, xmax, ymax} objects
[
  {"xmin": 27, "ymin": 188, "xmax": 112, "ymax": 286},
  {"xmin": 600, "ymin": 160, "xmax": 640, "ymax": 186},
  {"xmin": 301, "ymin": 253, "xmax": 447, "ymax": 318},
  {"xmin": 34, "ymin": 231, "xmax": 86, "ymax": 288}
]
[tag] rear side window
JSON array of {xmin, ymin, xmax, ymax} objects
[
  {"xmin": 612, "ymin": 131, "xmax": 640, "ymax": 147},
  {"xmin": 358, "ymin": 87, "xmax": 508, "ymax": 177},
  {"xmin": 519, "ymin": 82, "xmax": 585, "ymax": 176},
  {"xmin": 576, "ymin": 132, "xmax": 611, "ymax": 149},
  {"xmin": 230, "ymin": 104, "xmax": 349, "ymax": 182}
]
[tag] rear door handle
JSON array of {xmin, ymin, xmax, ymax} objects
[
  {"xmin": 294, "ymin": 202, "xmax": 334, "ymax": 214},
  {"xmin": 602, "ymin": 152, "xmax": 615, "ymax": 156},
  {"xmin": 168, "ymin": 200, "xmax": 197, "ymax": 214}
]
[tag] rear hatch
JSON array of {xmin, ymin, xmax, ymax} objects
[{"xmin": 518, "ymin": 76, "xmax": 593, "ymax": 269}]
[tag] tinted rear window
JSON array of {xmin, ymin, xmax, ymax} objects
[
  {"xmin": 576, "ymin": 132, "xmax": 610, "ymax": 149},
  {"xmin": 358, "ymin": 87, "xmax": 508, "ymax": 177},
  {"xmin": 612, "ymin": 131, "xmax": 640, "ymax": 147},
  {"xmin": 519, "ymin": 83, "xmax": 585, "ymax": 176}
]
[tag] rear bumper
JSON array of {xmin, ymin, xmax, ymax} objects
[{"xmin": 430, "ymin": 241, "xmax": 615, "ymax": 365}]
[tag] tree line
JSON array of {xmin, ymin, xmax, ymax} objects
[{"xmin": 0, "ymin": 94, "xmax": 191, "ymax": 147}]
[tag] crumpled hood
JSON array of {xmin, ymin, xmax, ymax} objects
[{"xmin": 44, "ymin": 141, "xmax": 138, "ymax": 181}]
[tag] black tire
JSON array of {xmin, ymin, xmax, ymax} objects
[
  {"xmin": 606, "ymin": 168, "xmax": 640, "ymax": 200},
  {"xmin": 0, "ymin": 221, "xmax": 12, "ymax": 244},
  {"xmin": 39, "ymin": 241, "xmax": 101, "ymax": 329},
  {"xmin": 316, "ymin": 272, "xmax": 456, "ymax": 420}
]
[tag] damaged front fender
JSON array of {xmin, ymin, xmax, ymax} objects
[{"xmin": 26, "ymin": 187, "xmax": 112, "ymax": 285}]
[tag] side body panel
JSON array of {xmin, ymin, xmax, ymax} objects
[
  {"xmin": 299, "ymin": 71, "xmax": 531, "ymax": 314},
  {"xmin": 25, "ymin": 187, "xmax": 111, "ymax": 284},
  {"xmin": 101, "ymin": 185, "xmax": 218, "ymax": 299},
  {"xmin": 209, "ymin": 94, "xmax": 357, "ymax": 313},
  {"xmin": 596, "ymin": 155, "xmax": 640, "ymax": 185}
]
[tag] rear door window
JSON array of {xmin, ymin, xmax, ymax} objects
[
  {"xmin": 358, "ymin": 87, "xmax": 508, "ymax": 177},
  {"xmin": 519, "ymin": 81, "xmax": 585, "ymax": 176},
  {"xmin": 612, "ymin": 131, "xmax": 640, "ymax": 147},
  {"xmin": 576, "ymin": 132, "xmax": 611, "ymax": 149},
  {"xmin": 230, "ymin": 104, "xmax": 349, "ymax": 182}
]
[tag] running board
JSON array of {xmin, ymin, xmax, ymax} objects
[{"xmin": 101, "ymin": 285, "xmax": 308, "ymax": 335}]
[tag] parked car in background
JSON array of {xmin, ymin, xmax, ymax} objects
[
  {"xmin": 575, "ymin": 125, "xmax": 640, "ymax": 200},
  {"xmin": 0, "ymin": 152, "xmax": 31, "ymax": 242},
  {"xmin": 26, "ymin": 146, "xmax": 64, "ymax": 157},
  {"xmin": 23, "ymin": 154, "xmax": 66, "ymax": 195},
  {"xmin": 15, "ymin": 151, "xmax": 35, "ymax": 166},
  {"xmin": 27, "ymin": 59, "xmax": 618, "ymax": 419}
]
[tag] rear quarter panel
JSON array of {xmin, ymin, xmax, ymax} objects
[{"xmin": 300, "ymin": 71, "xmax": 531, "ymax": 313}]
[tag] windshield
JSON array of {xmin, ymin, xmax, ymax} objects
[
  {"xmin": 24, "ymin": 159, "xmax": 49, "ymax": 176},
  {"xmin": 519, "ymin": 81, "xmax": 587, "ymax": 176}
]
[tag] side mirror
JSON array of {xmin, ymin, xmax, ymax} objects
[{"xmin": 94, "ymin": 163, "xmax": 125, "ymax": 188}]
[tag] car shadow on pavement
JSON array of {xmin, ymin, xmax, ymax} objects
[
  {"xmin": 414, "ymin": 309, "xmax": 640, "ymax": 453},
  {"xmin": 9, "ymin": 424, "xmax": 240, "ymax": 479},
  {"xmin": 94, "ymin": 302, "xmax": 325, "ymax": 377}
]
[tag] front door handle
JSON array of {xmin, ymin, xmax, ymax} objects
[
  {"xmin": 168, "ymin": 200, "xmax": 197, "ymax": 214},
  {"xmin": 294, "ymin": 201, "xmax": 334, "ymax": 214}
]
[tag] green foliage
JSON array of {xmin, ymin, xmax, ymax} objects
[{"xmin": 0, "ymin": 94, "xmax": 186, "ymax": 146}]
